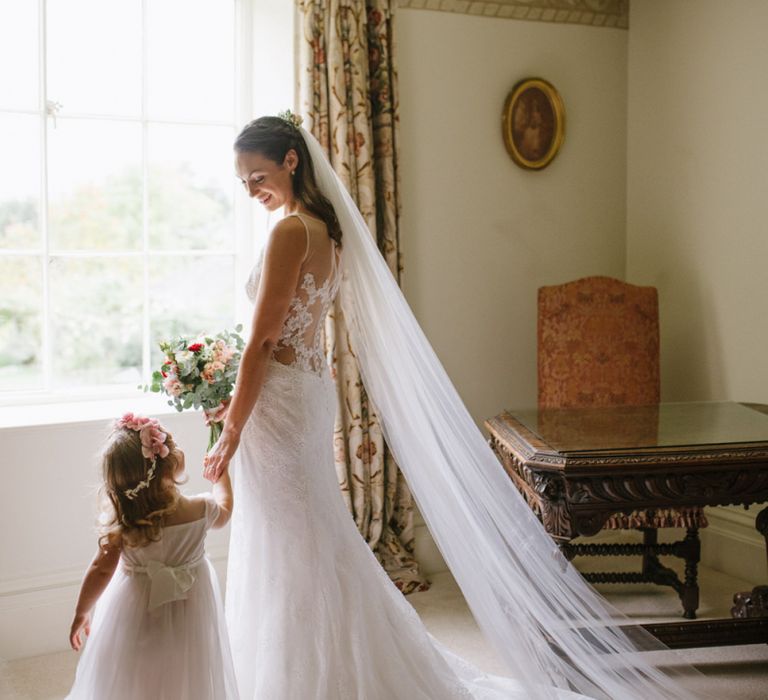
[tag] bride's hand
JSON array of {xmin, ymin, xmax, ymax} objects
[
  {"xmin": 203, "ymin": 429, "xmax": 240, "ymax": 483},
  {"xmin": 204, "ymin": 399, "xmax": 230, "ymax": 427}
]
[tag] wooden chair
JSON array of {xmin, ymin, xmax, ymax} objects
[{"xmin": 538, "ymin": 276, "xmax": 707, "ymax": 618}]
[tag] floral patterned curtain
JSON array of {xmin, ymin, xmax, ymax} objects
[{"xmin": 297, "ymin": 0, "xmax": 429, "ymax": 593}]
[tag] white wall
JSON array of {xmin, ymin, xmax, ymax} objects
[
  {"xmin": 627, "ymin": 0, "xmax": 768, "ymax": 404},
  {"xmin": 626, "ymin": 0, "xmax": 768, "ymax": 582},
  {"xmin": 397, "ymin": 9, "xmax": 629, "ymax": 425},
  {"xmin": 0, "ymin": 408, "xmax": 228, "ymax": 661}
]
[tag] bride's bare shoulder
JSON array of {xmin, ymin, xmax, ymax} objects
[{"xmin": 263, "ymin": 216, "xmax": 308, "ymax": 265}]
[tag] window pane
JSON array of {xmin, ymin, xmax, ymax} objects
[
  {"xmin": 47, "ymin": 0, "xmax": 141, "ymax": 117},
  {"xmin": 50, "ymin": 256, "xmax": 142, "ymax": 386},
  {"xmin": 148, "ymin": 124, "xmax": 235, "ymax": 250},
  {"xmin": 0, "ymin": 114, "xmax": 40, "ymax": 249},
  {"xmin": 48, "ymin": 119, "xmax": 142, "ymax": 251},
  {"xmin": 0, "ymin": 256, "xmax": 43, "ymax": 390},
  {"xmin": 0, "ymin": 3, "xmax": 38, "ymax": 110},
  {"xmin": 147, "ymin": 0, "xmax": 235, "ymax": 122},
  {"xmin": 148, "ymin": 255, "xmax": 235, "ymax": 367}
]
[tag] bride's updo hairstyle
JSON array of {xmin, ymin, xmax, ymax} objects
[
  {"xmin": 234, "ymin": 116, "xmax": 342, "ymax": 246},
  {"xmin": 98, "ymin": 424, "xmax": 184, "ymax": 550}
]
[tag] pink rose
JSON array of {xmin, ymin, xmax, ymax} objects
[
  {"xmin": 163, "ymin": 376, "xmax": 183, "ymax": 397},
  {"xmin": 201, "ymin": 363, "xmax": 216, "ymax": 384}
]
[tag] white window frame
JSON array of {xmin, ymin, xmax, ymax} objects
[{"xmin": 0, "ymin": 0, "xmax": 293, "ymax": 411}]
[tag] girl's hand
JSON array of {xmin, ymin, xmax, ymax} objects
[
  {"xmin": 203, "ymin": 429, "xmax": 240, "ymax": 483},
  {"xmin": 69, "ymin": 611, "xmax": 91, "ymax": 651}
]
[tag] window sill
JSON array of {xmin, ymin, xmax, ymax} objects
[{"xmin": 0, "ymin": 393, "xmax": 190, "ymax": 430}]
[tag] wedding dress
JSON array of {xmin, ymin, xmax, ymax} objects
[
  {"xmin": 225, "ymin": 128, "xmax": 706, "ymax": 700},
  {"xmin": 227, "ymin": 213, "xmax": 588, "ymax": 700}
]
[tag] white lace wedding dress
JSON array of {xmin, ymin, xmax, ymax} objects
[{"xmin": 224, "ymin": 213, "xmax": 589, "ymax": 700}]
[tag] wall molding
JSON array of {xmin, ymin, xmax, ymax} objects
[{"xmin": 397, "ymin": 0, "xmax": 629, "ymax": 29}]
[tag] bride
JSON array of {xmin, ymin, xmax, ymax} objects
[{"xmin": 203, "ymin": 114, "xmax": 704, "ymax": 700}]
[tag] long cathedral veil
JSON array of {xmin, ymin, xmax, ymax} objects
[{"xmin": 300, "ymin": 126, "xmax": 705, "ymax": 700}]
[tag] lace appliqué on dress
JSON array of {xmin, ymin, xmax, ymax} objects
[
  {"xmin": 245, "ymin": 232, "xmax": 340, "ymax": 378},
  {"xmin": 274, "ymin": 271, "xmax": 337, "ymax": 375}
]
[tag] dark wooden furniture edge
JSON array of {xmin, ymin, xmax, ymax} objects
[
  {"xmin": 638, "ymin": 617, "xmax": 768, "ymax": 649},
  {"xmin": 486, "ymin": 405, "xmax": 768, "ymax": 631}
]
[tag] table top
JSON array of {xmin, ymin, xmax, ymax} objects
[{"xmin": 505, "ymin": 401, "xmax": 768, "ymax": 454}]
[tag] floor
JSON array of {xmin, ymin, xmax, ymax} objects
[{"xmin": 2, "ymin": 561, "xmax": 766, "ymax": 699}]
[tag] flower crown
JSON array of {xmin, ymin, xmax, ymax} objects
[
  {"xmin": 277, "ymin": 109, "xmax": 303, "ymax": 129},
  {"xmin": 115, "ymin": 413, "xmax": 170, "ymax": 500}
]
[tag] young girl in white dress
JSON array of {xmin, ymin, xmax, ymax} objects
[{"xmin": 66, "ymin": 413, "xmax": 239, "ymax": 700}]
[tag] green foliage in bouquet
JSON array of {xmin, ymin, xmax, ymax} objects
[{"xmin": 142, "ymin": 325, "xmax": 245, "ymax": 449}]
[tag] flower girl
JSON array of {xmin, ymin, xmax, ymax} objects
[{"xmin": 66, "ymin": 413, "xmax": 239, "ymax": 699}]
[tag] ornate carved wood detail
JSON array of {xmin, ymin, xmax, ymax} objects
[
  {"xmin": 486, "ymin": 414, "xmax": 567, "ymax": 469},
  {"xmin": 487, "ymin": 404, "xmax": 768, "ymax": 643},
  {"xmin": 488, "ymin": 435, "xmax": 573, "ymax": 539},
  {"xmin": 639, "ymin": 618, "xmax": 768, "ymax": 649},
  {"xmin": 756, "ymin": 505, "xmax": 768, "ymax": 539},
  {"xmin": 564, "ymin": 449, "xmax": 768, "ymax": 467},
  {"xmin": 568, "ymin": 469, "xmax": 768, "ymax": 510},
  {"xmin": 487, "ymin": 411, "xmax": 768, "ymax": 472}
]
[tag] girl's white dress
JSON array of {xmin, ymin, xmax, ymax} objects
[{"xmin": 66, "ymin": 493, "xmax": 239, "ymax": 700}]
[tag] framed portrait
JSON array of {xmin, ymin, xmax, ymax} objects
[{"xmin": 502, "ymin": 78, "xmax": 565, "ymax": 170}]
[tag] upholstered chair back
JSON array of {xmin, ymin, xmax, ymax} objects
[{"xmin": 538, "ymin": 276, "xmax": 660, "ymax": 409}]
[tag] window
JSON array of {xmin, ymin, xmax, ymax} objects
[{"xmin": 0, "ymin": 0, "xmax": 293, "ymax": 405}]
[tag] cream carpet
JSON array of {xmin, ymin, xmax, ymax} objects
[{"xmin": 2, "ymin": 563, "xmax": 766, "ymax": 699}]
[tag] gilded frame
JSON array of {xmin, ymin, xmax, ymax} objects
[{"xmin": 502, "ymin": 78, "xmax": 566, "ymax": 170}]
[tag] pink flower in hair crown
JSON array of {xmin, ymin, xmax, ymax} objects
[{"xmin": 117, "ymin": 412, "xmax": 170, "ymax": 460}]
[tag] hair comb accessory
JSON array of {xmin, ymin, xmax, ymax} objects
[
  {"xmin": 276, "ymin": 109, "xmax": 303, "ymax": 129},
  {"xmin": 116, "ymin": 413, "xmax": 170, "ymax": 499}
]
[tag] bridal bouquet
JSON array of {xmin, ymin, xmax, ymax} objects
[{"xmin": 144, "ymin": 326, "xmax": 245, "ymax": 449}]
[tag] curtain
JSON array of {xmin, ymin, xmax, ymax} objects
[{"xmin": 297, "ymin": 0, "xmax": 429, "ymax": 593}]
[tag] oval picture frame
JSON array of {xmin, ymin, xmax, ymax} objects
[{"xmin": 502, "ymin": 78, "xmax": 565, "ymax": 170}]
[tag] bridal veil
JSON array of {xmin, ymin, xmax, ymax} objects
[{"xmin": 300, "ymin": 126, "xmax": 705, "ymax": 700}]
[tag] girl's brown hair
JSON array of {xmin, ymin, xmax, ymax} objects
[
  {"xmin": 98, "ymin": 426, "xmax": 184, "ymax": 550},
  {"xmin": 234, "ymin": 116, "xmax": 342, "ymax": 246}
]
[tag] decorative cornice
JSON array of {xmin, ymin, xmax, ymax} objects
[{"xmin": 397, "ymin": 0, "xmax": 629, "ymax": 29}]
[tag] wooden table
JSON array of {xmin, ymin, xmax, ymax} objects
[{"xmin": 485, "ymin": 401, "xmax": 768, "ymax": 649}]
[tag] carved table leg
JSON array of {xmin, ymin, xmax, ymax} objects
[
  {"xmin": 731, "ymin": 506, "xmax": 768, "ymax": 619},
  {"xmin": 559, "ymin": 540, "xmax": 576, "ymax": 562},
  {"xmin": 759, "ymin": 505, "xmax": 768, "ymax": 566},
  {"xmin": 641, "ymin": 528, "xmax": 660, "ymax": 575},
  {"xmin": 681, "ymin": 527, "xmax": 700, "ymax": 620}
]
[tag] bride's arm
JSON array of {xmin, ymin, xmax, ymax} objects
[{"xmin": 203, "ymin": 216, "xmax": 307, "ymax": 482}]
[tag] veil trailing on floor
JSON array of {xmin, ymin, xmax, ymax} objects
[{"xmin": 300, "ymin": 126, "xmax": 704, "ymax": 700}]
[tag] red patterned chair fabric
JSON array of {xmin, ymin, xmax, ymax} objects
[
  {"xmin": 537, "ymin": 276, "xmax": 707, "ymax": 530},
  {"xmin": 539, "ymin": 276, "xmax": 660, "ymax": 408}
]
